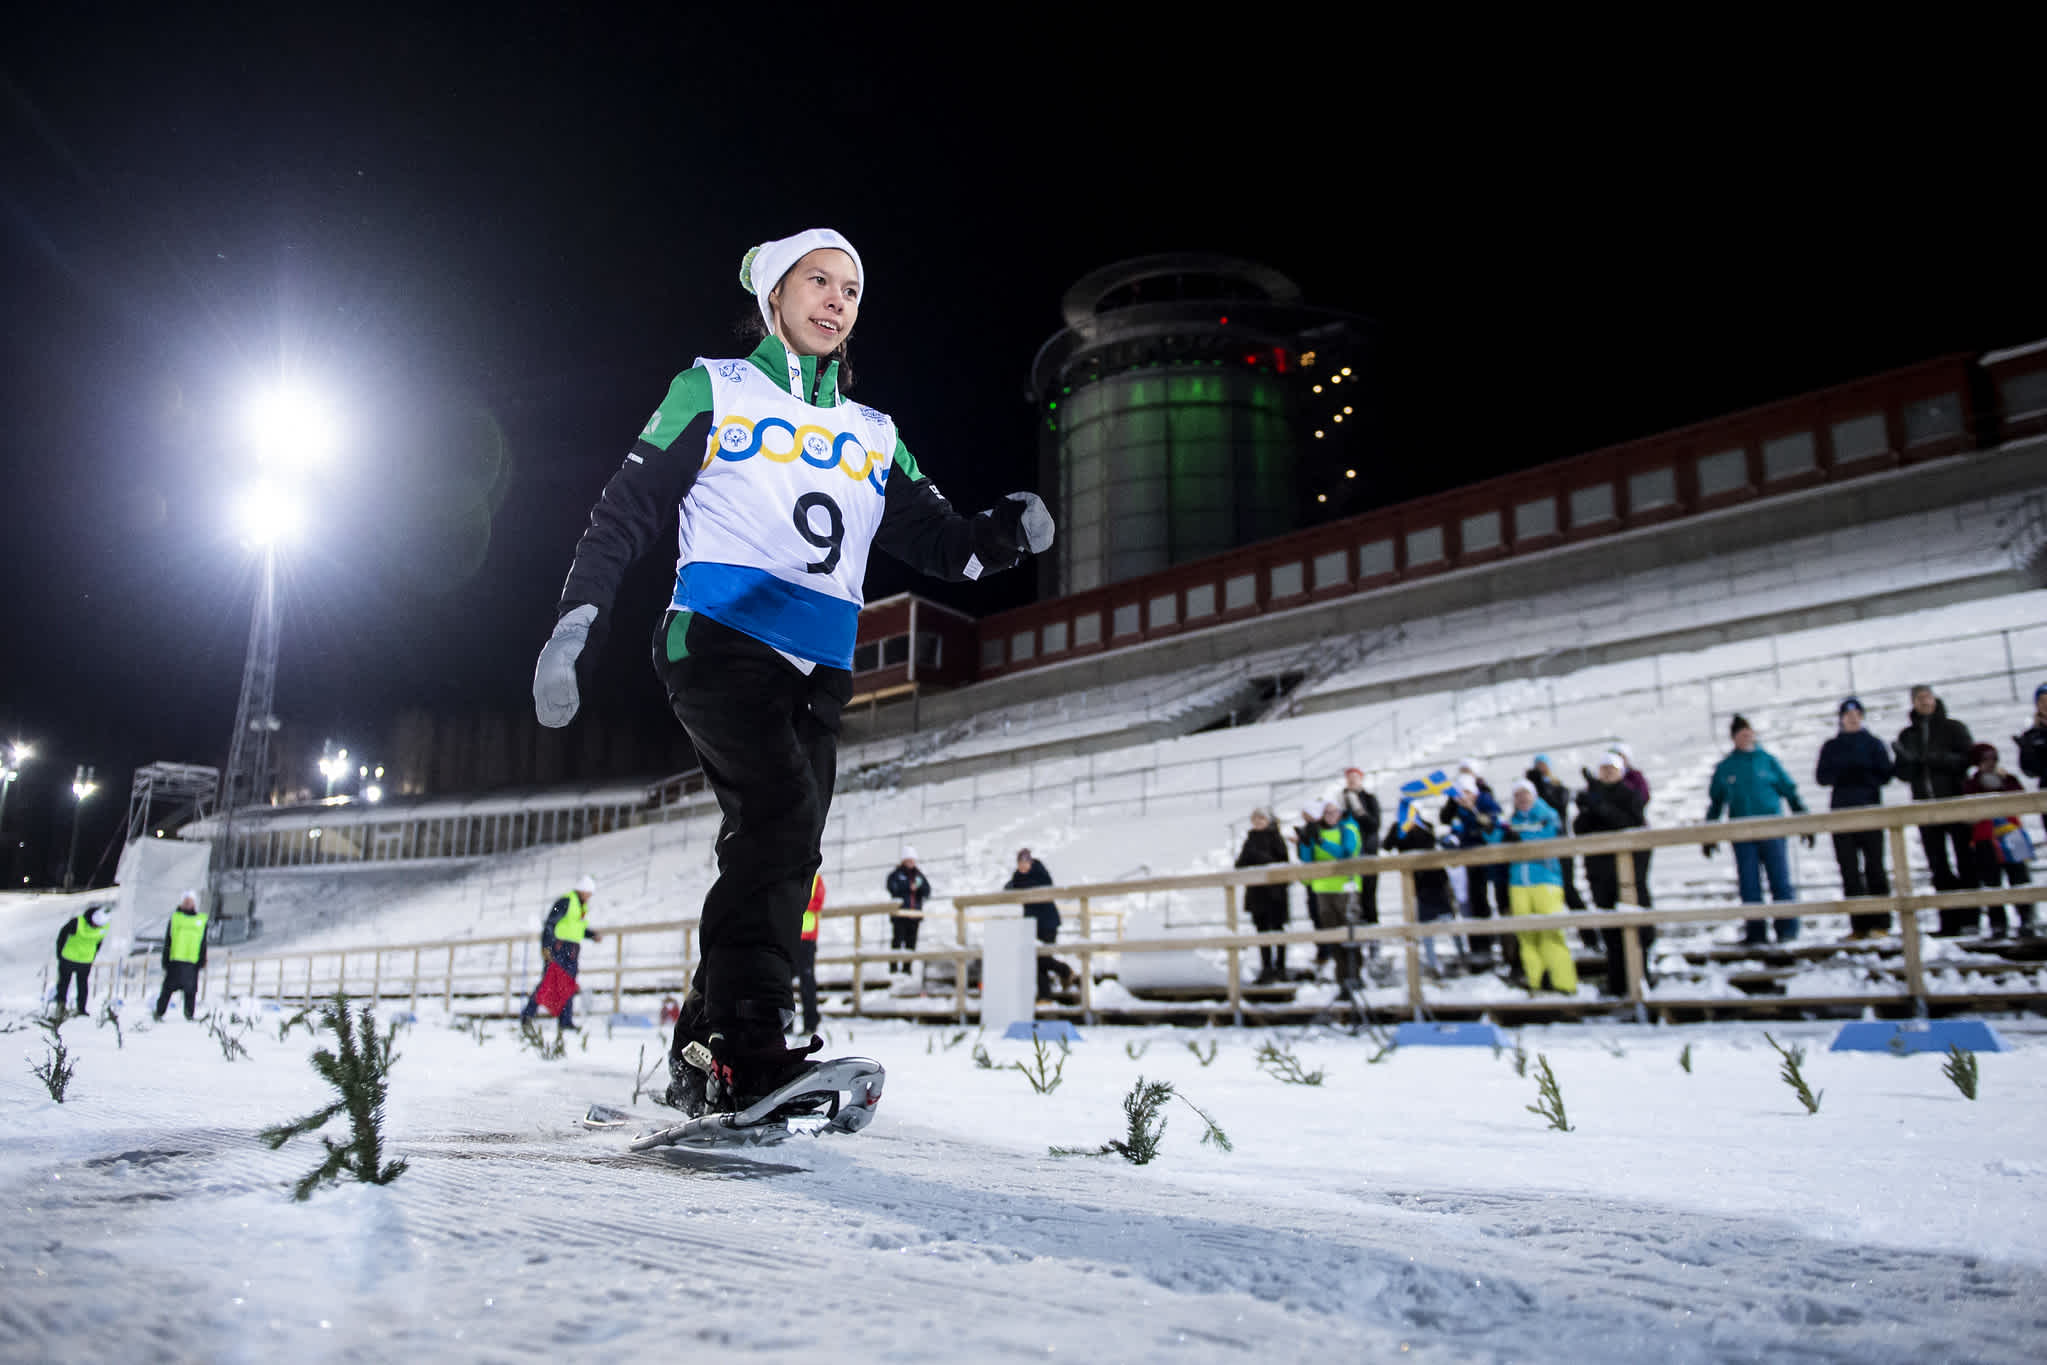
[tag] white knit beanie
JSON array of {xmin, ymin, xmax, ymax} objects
[
  {"xmin": 1599, "ymin": 751, "xmax": 1626, "ymax": 773},
  {"xmin": 574, "ymin": 874, "xmax": 597, "ymax": 896},
  {"xmin": 740, "ymin": 229, "xmax": 865, "ymax": 336}
]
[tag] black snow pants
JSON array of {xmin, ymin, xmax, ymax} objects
[
  {"xmin": 155, "ymin": 962, "xmax": 199, "ymax": 1020},
  {"xmin": 656, "ymin": 610, "xmax": 848, "ymax": 1045},
  {"xmin": 56, "ymin": 961, "xmax": 91, "ymax": 1013}
]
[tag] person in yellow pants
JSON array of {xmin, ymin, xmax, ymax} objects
[{"xmin": 1493, "ymin": 780, "xmax": 1578, "ymax": 995}]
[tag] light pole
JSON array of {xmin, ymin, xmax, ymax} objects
[
  {"xmin": 65, "ymin": 764, "xmax": 97, "ymax": 892},
  {"xmin": 0, "ymin": 740, "xmax": 31, "ymax": 842}
]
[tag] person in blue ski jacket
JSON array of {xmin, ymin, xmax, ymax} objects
[
  {"xmin": 1814, "ymin": 697, "xmax": 1896, "ymax": 937},
  {"xmin": 1704, "ymin": 715, "xmax": 1812, "ymax": 945},
  {"xmin": 1484, "ymin": 781, "xmax": 1577, "ymax": 994},
  {"xmin": 1442, "ymin": 772, "xmax": 1504, "ymax": 964},
  {"xmin": 1297, "ymin": 801, "xmax": 1364, "ymax": 983}
]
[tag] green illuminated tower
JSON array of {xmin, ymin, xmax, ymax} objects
[{"xmin": 1029, "ymin": 255, "xmax": 1374, "ymax": 594}]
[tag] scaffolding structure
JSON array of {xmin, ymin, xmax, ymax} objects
[{"xmin": 126, "ymin": 763, "xmax": 221, "ymax": 845}]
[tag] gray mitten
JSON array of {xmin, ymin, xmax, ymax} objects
[
  {"xmin": 1005, "ymin": 491, "xmax": 1055, "ymax": 553},
  {"xmin": 533, "ymin": 604, "xmax": 599, "ymax": 728}
]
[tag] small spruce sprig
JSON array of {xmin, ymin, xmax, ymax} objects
[
  {"xmin": 31, "ymin": 1016, "xmax": 77, "ymax": 1102},
  {"xmin": 1764, "ymin": 1032, "xmax": 1822, "ymax": 1114},
  {"xmin": 1051, "ymin": 1077, "xmax": 1231, "ymax": 1164},
  {"xmin": 1941, "ymin": 1043, "xmax": 1978, "ymax": 1101},
  {"xmin": 96, "ymin": 998, "xmax": 124, "ymax": 1050},
  {"xmin": 1255, "ymin": 1040, "xmax": 1324, "ymax": 1086},
  {"xmin": 518, "ymin": 1018, "xmax": 566, "ymax": 1061},
  {"xmin": 1012, "ymin": 1035, "xmax": 1068, "ymax": 1095},
  {"xmin": 258, "ymin": 996, "xmax": 409, "ymax": 1200},
  {"xmin": 1368, "ymin": 1039, "xmax": 1398, "ymax": 1065},
  {"xmin": 1526, "ymin": 1053, "xmax": 1571, "ymax": 1131},
  {"xmin": 204, "ymin": 1009, "xmax": 251, "ymax": 1062},
  {"xmin": 1125, "ymin": 1040, "xmax": 1150, "ymax": 1061},
  {"xmin": 632, "ymin": 1043, "xmax": 667, "ymax": 1106},
  {"xmin": 1678, "ymin": 1043, "xmax": 1693, "ymax": 1074},
  {"xmin": 1187, "ymin": 1039, "xmax": 1218, "ymax": 1067},
  {"xmin": 1511, "ymin": 1039, "xmax": 1529, "ymax": 1078},
  {"xmin": 972, "ymin": 1042, "xmax": 995, "ymax": 1070},
  {"xmin": 941, "ymin": 1029, "xmax": 968, "ymax": 1052}
]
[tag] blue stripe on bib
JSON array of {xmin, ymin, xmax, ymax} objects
[{"xmin": 671, "ymin": 562, "xmax": 859, "ymax": 668}]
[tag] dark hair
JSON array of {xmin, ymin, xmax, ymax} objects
[
  {"xmin": 1729, "ymin": 713, "xmax": 1754, "ymax": 739},
  {"xmin": 737, "ymin": 265, "xmax": 856, "ymax": 392}
]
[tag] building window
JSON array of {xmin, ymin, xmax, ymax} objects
[
  {"xmin": 1359, "ymin": 538, "xmax": 1395, "ymax": 577},
  {"xmin": 1514, "ymin": 497, "xmax": 1557, "ymax": 540},
  {"xmin": 1568, "ymin": 483, "xmax": 1615, "ymax": 527},
  {"xmin": 1149, "ymin": 593, "xmax": 1177, "ymax": 629},
  {"xmin": 1185, "ymin": 583, "xmax": 1216, "ymax": 620},
  {"xmin": 1042, "ymin": 620, "xmax": 1068, "ymax": 654},
  {"xmin": 1113, "ymin": 602, "xmax": 1141, "ymax": 636},
  {"xmin": 1010, "ymin": 630, "xmax": 1035, "ymax": 662},
  {"xmin": 1269, "ymin": 561, "xmax": 1304, "ymax": 597},
  {"xmin": 1073, "ymin": 611, "xmax": 1101, "ymax": 647},
  {"xmin": 1696, "ymin": 447, "xmax": 1748, "ymax": 497},
  {"xmin": 1312, "ymin": 549, "xmax": 1348, "ymax": 589},
  {"xmin": 1628, "ymin": 466, "xmax": 1676, "ymax": 512},
  {"xmin": 981, "ymin": 637, "xmax": 1004, "ymax": 668},
  {"xmin": 2003, "ymin": 370, "xmax": 2047, "ymax": 418},
  {"xmin": 881, "ymin": 635, "xmax": 909, "ymax": 667},
  {"xmin": 1224, "ymin": 573, "xmax": 1257, "ymax": 610},
  {"xmin": 852, "ymin": 641, "xmax": 879, "ymax": 673},
  {"xmin": 1830, "ymin": 412, "xmax": 1888, "ymax": 463},
  {"xmin": 1405, "ymin": 525, "xmax": 1444, "ymax": 565},
  {"xmin": 1903, "ymin": 392, "xmax": 1962, "ymax": 446},
  {"xmin": 1460, "ymin": 511, "xmax": 1501, "ymax": 554},
  {"xmin": 914, "ymin": 633, "xmax": 943, "ymax": 669},
  {"xmin": 1762, "ymin": 431, "xmax": 1816, "ymax": 481}
]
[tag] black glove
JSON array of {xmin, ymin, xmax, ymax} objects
[
  {"xmin": 1800, "ymin": 834, "xmax": 1816, "ymax": 849},
  {"xmin": 1702, "ymin": 843, "xmax": 1718, "ymax": 858},
  {"xmin": 1500, "ymin": 829, "xmax": 1521, "ymax": 843}
]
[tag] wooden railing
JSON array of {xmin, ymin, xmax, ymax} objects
[{"xmin": 174, "ymin": 792, "xmax": 2047, "ymax": 1025}]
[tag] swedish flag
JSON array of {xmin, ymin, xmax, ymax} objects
[{"xmin": 1394, "ymin": 768, "xmax": 1456, "ymax": 835}]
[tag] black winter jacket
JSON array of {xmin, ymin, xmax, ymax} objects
[
  {"xmin": 1894, "ymin": 703, "xmax": 1974, "ymax": 801},
  {"xmin": 1339, "ymin": 789, "xmax": 1382, "ymax": 853},
  {"xmin": 1527, "ymin": 770, "xmax": 1573, "ymax": 827},
  {"xmin": 1815, "ymin": 730, "xmax": 1895, "ymax": 809},
  {"xmin": 1386, "ymin": 821, "xmax": 1454, "ymax": 913},
  {"xmin": 1004, "ymin": 858, "xmax": 1058, "ymax": 932},
  {"xmin": 2016, "ymin": 718, "xmax": 2047, "ymax": 789},
  {"xmin": 886, "ymin": 865, "xmax": 931, "ymax": 911},
  {"xmin": 1574, "ymin": 779, "xmax": 1646, "ymax": 835}
]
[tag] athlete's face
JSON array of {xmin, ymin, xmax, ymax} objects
[{"xmin": 770, "ymin": 249, "xmax": 860, "ymax": 357}]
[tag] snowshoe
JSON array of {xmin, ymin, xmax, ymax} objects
[{"xmin": 629, "ymin": 1054, "xmax": 886, "ymax": 1152}]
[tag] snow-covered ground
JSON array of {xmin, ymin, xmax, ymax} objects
[{"xmin": 5, "ymin": 1003, "xmax": 2045, "ymax": 1362}]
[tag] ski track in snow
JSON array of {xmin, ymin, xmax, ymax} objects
[{"xmin": 4, "ymin": 1014, "xmax": 2046, "ymax": 1363}]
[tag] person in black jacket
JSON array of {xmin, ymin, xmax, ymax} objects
[
  {"xmin": 1528, "ymin": 757, "xmax": 1588, "ymax": 946},
  {"xmin": 1005, "ymin": 848, "xmax": 1073, "ymax": 998},
  {"xmin": 1339, "ymin": 769, "xmax": 1382, "ymax": 932},
  {"xmin": 1816, "ymin": 697, "xmax": 1897, "ymax": 937},
  {"xmin": 2015, "ymin": 683, "xmax": 2047, "ymax": 790},
  {"xmin": 1235, "ymin": 810, "xmax": 1294, "ymax": 983},
  {"xmin": 54, "ymin": 902, "xmax": 111, "ymax": 1016},
  {"xmin": 1387, "ymin": 812, "xmax": 1456, "ymax": 976},
  {"xmin": 1893, "ymin": 685, "xmax": 1980, "ymax": 933},
  {"xmin": 884, "ymin": 849, "xmax": 931, "ymax": 976},
  {"xmin": 1575, "ymin": 754, "xmax": 1650, "ymax": 996}
]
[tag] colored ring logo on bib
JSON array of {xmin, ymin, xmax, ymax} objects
[{"xmin": 707, "ymin": 415, "xmax": 887, "ymax": 489}]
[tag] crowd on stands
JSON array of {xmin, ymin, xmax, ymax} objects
[{"xmin": 1223, "ymin": 681, "xmax": 2047, "ymax": 998}]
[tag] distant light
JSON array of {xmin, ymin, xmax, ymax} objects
[
  {"xmin": 1301, "ymin": 351, "xmax": 1316, "ymax": 365},
  {"xmin": 1218, "ymin": 316, "xmax": 1228, "ymax": 325},
  {"xmin": 1333, "ymin": 414, "xmax": 1344, "ymax": 423},
  {"xmin": 1330, "ymin": 375, "xmax": 1342, "ymax": 385},
  {"xmin": 72, "ymin": 779, "xmax": 97, "ymax": 801},
  {"xmin": 365, "ymin": 784, "xmax": 383, "ymax": 804},
  {"xmin": 155, "ymin": 829, "xmax": 164, "ymax": 837},
  {"xmin": 243, "ymin": 383, "xmax": 339, "ymax": 468},
  {"xmin": 338, "ymin": 748, "xmax": 348, "ymax": 761},
  {"xmin": 1312, "ymin": 385, "xmax": 1323, "ymax": 393},
  {"xmin": 1341, "ymin": 367, "xmax": 1353, "ymax": 376},
  {"xmin": 7, "ymin": 742, "xmax": 32, "ymax": 765},
  {"xmin": 1344, "ymin": 406, "xmax": 1353, "ymax": 415},
  {"xmin": 1316, "ymin": 493, "xmax": 1328, "ymax": 503},
  {"xmin": 1345, "ymin": 469, "xmax": 1357, "ymax": 478},
  {"xmin": 1314, "ymin": 430, "xmax": 1325, "ymax": 439},
  {"xmin": 358, "ymin": 765, "xmax": 368, "ymax": 778},
  {"xmin": 309, "ymin": 828, "xmax": 322, "ymax": 840},
  {"xmin": 235, "ymin": 481, "xmax": 303, "ymax": 546},
  {"xmin": 374, "ymin": 765, "xmax": 384, "ymax": 779}
]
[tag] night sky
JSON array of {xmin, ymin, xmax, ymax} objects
[{"xmin": 2, "ymin": 14, "xmax": 2037, "ymax": 885}]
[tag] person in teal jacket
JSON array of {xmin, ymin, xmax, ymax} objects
[
  {"xmin": 1487, "ymin": 782, "xmax": 1576, "ymax": 993},
  {"xmin": 1297, "ymin": 801, "xmax": 1364, "ymax": 984},
  {"xmin": 1703, "ymin": 715, "xmax": 1814, "ymax": 945}
]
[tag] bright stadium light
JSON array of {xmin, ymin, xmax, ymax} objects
[
  {"xmin": 235, "ymin": 480, "xmax": 304, "ymax": 546},
  {"xmin": 243, "ymin": 382, "xmax": 339, "ymax": 469},
  {"xmin": 364, "ymin": 784, "xmax": 383, "ymax": 804}
]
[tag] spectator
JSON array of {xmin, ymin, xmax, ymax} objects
[
  {"xmin": 520, "ymin": 875, "xmax": 602, "ymax": 1030},
  {"xmin": 1815, "ymin": 697, "xmax": 1896, "ymax": 938},
  {"xmin": 1298, "ymin": 799, "xmax": 1364, "ymax": 986},
  {"xmin": 1442, "ymin": 771, "xmax": 1504, "ymax": 965},
  {"xmin": 1575, "ymin": 754, "xmax": 1650, "ymax": 996},
  {"xmin": 1340, "ymin": 768, "xmax": 1383, "ymax": 932},
  {"xmin": 2013, "ymin": 683, "xmax": 2047, "ymax": 840},
  {"xmin": 1527, "ymin": 755, "xmax": 1585, "ymax": 913},
  {"xmin": 1611, "ymin": 743, "xmax": 1656, "ymax": 923},
  {"xmin": 54, "ymin": 902, "xmax": 111, "ymax": 1017},
  {"xmin": 1964, "ymin": 744, "xmax": 2035, "ymax": 938},
  {"xmin": 884, "ymin": 848, "xmax": 931, "ymax": 976},
  {"xmin": 1387, "ymin": 807, "xmax": 1457, "ymax": 977},
  {"xmin": 1235, "ymin": 809, "xmax": 1294, "ymax": 984},
  {"xmin": 1704, "ymin": 716, "xmax": 1812, "ymax": 946},
  {"xmin": 154, "ymin": 889, "xmax": 208, "ymax": 1022},
  {"xmin": 1894, "ymin": 684, "xmax": 1981, "ymax": 934},
  {"xmin": 1006, "ymin": 848, "xmax": 1074, "ymax": 999},
  {"xmin": 795, "ymin": 873, "xmax": 823, "ymax": 1035},
  {"xmin": 1492, "ymin": 779, "xmax": 1577, "ymax": 995}
]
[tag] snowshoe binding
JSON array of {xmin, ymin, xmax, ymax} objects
[{"xmin": 630, "ymin": 1035, "xmax": 885, "ymax": 1152}]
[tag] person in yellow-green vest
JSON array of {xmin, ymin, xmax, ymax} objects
[
  {"xmin": 520, "ymin": 875, "xmax": 602, "ymax": 1030},
  {"xmin": 794, "ymin": 873, "xmax": 824, "ymax": 1036},
  {"xmin": 1296, "ymin": 800, "xmax": 1366, "ymax": 987},
  {"xmin": 54, "ymin": 901, "xmax": 111, "ymax": 1016},
  {"xmin": 155, "ymin": 889, "xmax": 208, "ymax": 1021}
]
